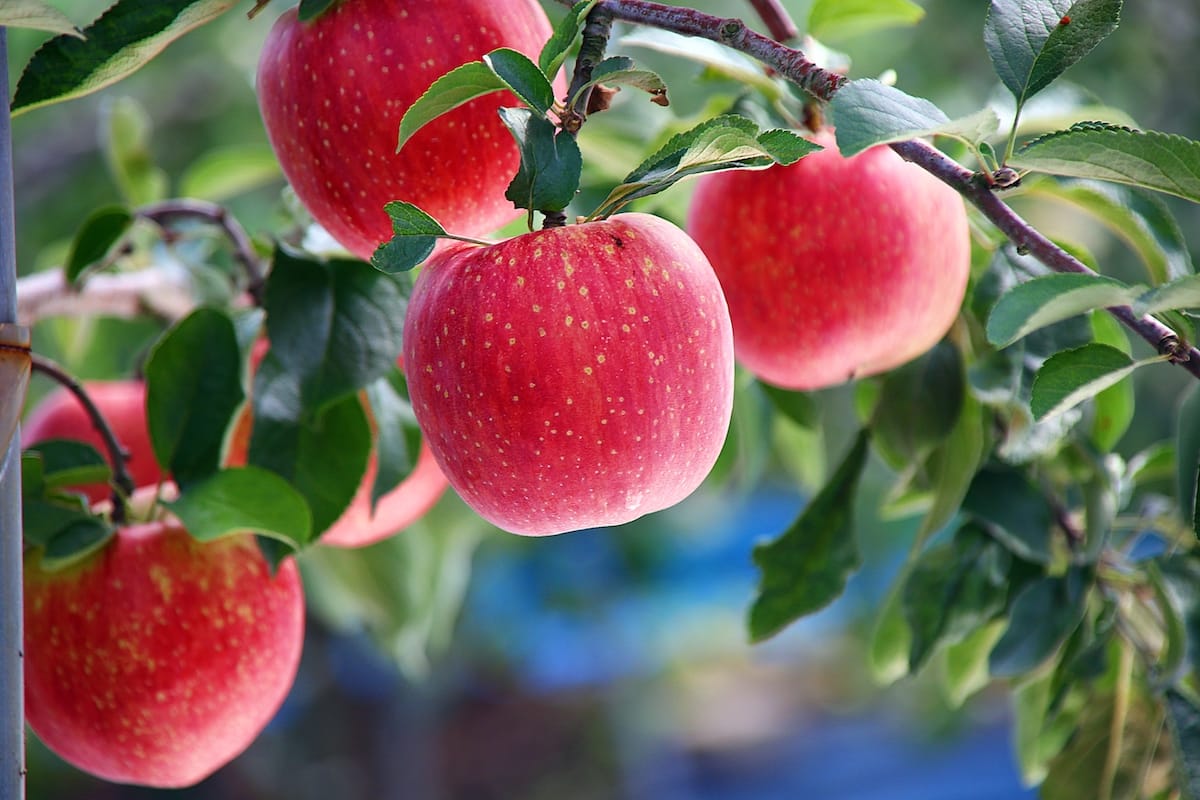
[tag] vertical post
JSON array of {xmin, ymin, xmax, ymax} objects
[{"xmin": 0, "ymin": 28, "xmax": 27, "ymax": 800}]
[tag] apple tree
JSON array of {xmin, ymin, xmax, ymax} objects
[{"xmin": 3, "ymin": 0, "xmax": 1200, "ymax": 796}]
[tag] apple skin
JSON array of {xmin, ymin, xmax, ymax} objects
[
  {"xmin": 23, "ymin": 519, "xmax": 305, "ymax": 788},
  {"xmin": 403, "ymin": 212, "xmax": 736, "ymax": 536},
  {"xmin": 21, "ymin": 381, "xmax": 165, "ymax": 504},
  {"xmin": 256, "ymin": 0, "xmax": 556, "ymax": 260},
  {"xmin": 686, "ymin": 130, "xmax": 971, "ymax": 390}
]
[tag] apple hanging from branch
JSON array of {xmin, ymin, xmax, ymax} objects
[{"xmin": 687, "ymin": 129, "xmax": 972, "ymax": 390}]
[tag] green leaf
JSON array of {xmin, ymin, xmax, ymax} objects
[
  {"xmin": 21, "ymin": 440, "xmax": 110, "ymax": 491},
  {"xmin": 1031, "ymin": 342, "xmax": 1158, "ymax": 422},
  {"xmin": 870, "ymin": 342, "xmax": 964, "ymax": 469},
  {"xmin": 758, "ymin": 383, "xmax": 819, "ymax": 429},
  {"xmin": 903, "ymin": 523, "xmax": 1011, "ymax": 671},
  {"xmin": 1011, "ymin": 123, "xmax": 1200, "ymax": 204},
  {"xmin": 539, "ymin": 0, "xmax": 599, "ymax": 77},
  {"xmin": 247, "ymin": 356, "xmax": 372, "ymax": 538},
  {"xmin": 807, "ymin": 0, "xmax": 924, "ymax": 40},
  {"xmin": 569, "ymin": 56, "xmax": 668, "ymax": 108},
  {"xmin": 1179, "ymin": 385, "xmax": 1200, "ymax": 539},
  {"xmin": 101, "ymin": 96, "xmax": 167, "ymax": 206},
  {"xmin": 1159, "ymin": 555, "xmax": 1200, "ymax": 680},
  {"xmin": 178, "ymin": 144, "xmax": 283, "ymax": 203},
  {"xmin": 916, "ymin": 392, "xmax": 988, "ymax": 545},
  {"xmin": 65, "ymin": 205, "xmax": 133, "ymax": 283},
  {"xmin": 363, "ymin": 369, "xmax": 421, "ymax": 508},
  {"xmin": 961, "ymin": 464, "xmax": 1054, "ymax": 564},
  {"xmin": 265, "ymin": 246, "xmax": 408, "ymax": 413},
  {"xmin": 484, "ymin": 48, "xmax": 556, "ymax": 115},
  {"xmin": 597, "ymin": 115, "xmax": 816, "ymax": 216},
  {"xmin": 1134, "ymin": 275, "xmax": 1200, "ymax": 316},
  {"xmin": 869, "ymin": 581, "xmax": 912, "ymax": 685},
  {"xmin": 985, "ymin": 273, "xmax": 1142, "ymax": 348},
  {"xmin": 0, "ymin": 1, "xmax": 83, "ymax": 37},
  {"xmin": 1025, "ymin": 179, "xmax": 1194, "ymax": 285},
  {"xmin": 940, "ymin": 620, "xmax": 1007, "ymax": 708},
  {"xmin": 12, "ymin": 0, "xmax": 237, "ymax": 116},
  {"xmin": 39, "ymin": 518, "xmax": 115, "ymax": 572},
  {"xmin": 296, "ymin": 0, "xmax": 338, "ymax": 22},
  {"xmin": 395, "ymin": 61, "xmax": 508, "ymax": 152},
  {"xmin": 144, "ymin": 307, "xmax": 244, "ymax": 490},
  {"xmin": 828, "ymin": 80, "xmax": 1000, "ymax": 157},
  {"xmin": 984, "ymin": 0, "xmax": 1122, "ymax": 108},
  {"xmin": 1165, "ymin": 689, "xmax": 1200, "ymax": 800},
  {"xmin": 748, "ymin": 431, "xmax": 870, "ymax": 641},
  {"xmin": 619, "ymin": 29, "xmax": 782, "ymax": 100},
  {"xmin": 499, "ymin": 107, "xmax": 582, "ymax": 214},
  {"xmin": 1087, "ymin": 312, "xmax": 1134, "ymax": 452},
  {"xmin": 372, "ymin": 202, "xmax": 448, "ymax": 273},
  {"xmin": 989, "ymin": 567, "xmax": 1091, "ymax": 678},
  {"xmin": 166, "ymin": 466, "xmax": 312, "ymax": 550}
]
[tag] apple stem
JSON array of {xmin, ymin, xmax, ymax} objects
[
  {"xmin": 745, "ymin": 0, "xmax": 798, "ymax": 43},
  {"xmin": 29, "ymin": 354, "xmax": 138, "ymax": 523},
  {"xmin": 138, "ymin": 199, "xmax": 266, "ymax": 306},
  {"xmin": 562, "ymin": 0, "xmax": 1200, "ymax": 381}
]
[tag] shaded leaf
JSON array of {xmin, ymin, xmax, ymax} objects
[
  {"xmin": 869, "ymin": 581, "xmax": 912, "ymax": 685},
  {"xmin": 65, "ymin": 205, "xmax": 133, "ymax": 283},
  {"xmin": 940, "ymin": 620, "xmax": 1007, "ymax": 708},
  {"xmin": 1165, "ymin": 689, "xmax": 1200, "ymax": 800},
  {"xmin": 539, "ymin": 0, "xmax": 599, "ymax": 77},
  {"xmin": 871, "ymin": 341, "xmax": 964, "ymax": 468},
  {"xmin": 620, "ymin": 29, "xmax": 781, "ymax": 99},
  {"xmin": 364, "ymin": 369, "xmax": 421, "ymax": 508},
  {"xmin": 807, "ymin": 0, "xmax": 924, "ymax": 41},
  {"xmin": 570, "ymin": 56, "xmax": 668, "ymax": 107},
  {"xmin": 962, "ymin": 464, "xmax": 1054, "ymax": 563},
  {"xmin": 21, "ymin": 440, "xmax": 110, "ymax": 490},
  {"xmin": 0, "ymin": 2, "xmax": 82, "ymax": 38},
  {"xmin": 1087, "ymin": 312, "xmax": 1134, "ymax": 452},
  {"xmin": 748, "ymin": 431, "xmax": 870, "ymax": 641},
  {"xmin": 12, "ymin": 0, "xmax": 236, "ymax": 116},
  {"xmin": 1031, "ymin": 343, "xmax": 1158, "ymax": 421},
  {"xmin": 1135, "ymin": 275, "xmax": 1200, "ymax": 316},
  {"xmin": 500, "ymin": 107, "xmax": 583, "ymax": 214},
  {"xmin": 167, "ymin": 466, "xmax": 312, "ymax": 550},
  {"xmin": 829, "ymin": 79, "xmax": 999, "ymax": 157},
  {"xmin": 759, "ymin": 382, "xmax": 818, "ymax": 429},
  {"xmin": 917, "ymin": 392, "xmax": 988, "ymax": 544},
  {"xmin": 297, "ymin": 0, "xmax": 338, "ymax": 22},
  {"xmin": 102, "ymin": 96, "xmax": 167, "ymax": 206},
  {"xmin": 986, "ymin": 273, "xmax": 1142, "ymax": 348},
  {"xmin": 1179, "ymin": 385, "xmax": 1200, "ymax": 539},
  {"xmin": 989, "ymin": 567, "xmax": 1091, "ymax": 678},
  {"xmin": 1011, "ymin": 123, "xmax": 1200, "ymax": 204}
]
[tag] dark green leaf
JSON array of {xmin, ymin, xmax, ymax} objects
[
  {"xmin": 65, "ymin": 205, "xmax": 132, "ymax": 283},
  {"xmin": 903, "ymin": 523, "xmax": 1010, "ymax": 671},
  {"xmin": 166, "ymin": 466, "xmax": 312, "ymax": 551},
  {"xmin": 22, "ymin": 440, "xmax": 110, "ymax": 490},
  {"xmin": 20, "ymin": 452, "xmax": 46, "ymax": 500},
  {"xmin": 364, "ymin": 370, "xmax": 421, "ymax": 508},
  {"xmin": 807, "ymin": 0, "xmax": 924, "ymax": 40},
  {"xmin": 962, "ymin": 464, "xmax": 1054, "ymax": 563},
  {"xmin": 989, "ymin": 567, "xmax": 1091, "ymax": 678},
  {"xmin": 247, "ymin": 355, "xmax": 372, "ymax": 537},
  {"xmin": 1165, "ymin": 689, "xmax": 1200, "ymax": 800},
  {"xmin": 984, "ymin": 0, "xmax": 1122, "ymax": 107},
  {"xmin": 748, "ymin": 431, "xmax": 869, "ymax": 641},
  {"xmin": 828, "ymin": 79, "xmax": 999, "ymax": 157},
  {"xmin": 266, "ymin": 246, "xmax": 408, "ymax": 413},
  {"xmin": 144, "ymin": 307, "xmax": 244, "ymax": 489},
  {"xmin": 1180, "ymin": 385, "xmax": 1200, "ymax": 540},
  {"xmin": 372, "ymin": 202, "xmax": 447, "ymax": 273},
  {"xmin": 40, "ymin": 519, "xmax": 114, "ymax": 571},
  {"xmin": 539, "ymin": 0, "xmax": 599, "ymax": 77},
  {"xmin": 297, "ymin": 0, "xmax": 338, "ymax": 22},
  {"xmin": 1031, "ymin": 343, "xmax": 1155, "ymax": 421},
  {"xmin": 1160, "ymin": 555, "xmax": 1200, "ymax": 681},
  {"xmin": 12, "ymin": 0, "xmax": 237, "ymax": 115},
  {"xmin": 985, "ymin": 273, "xmax": 1141, "ymax": 348},
  {"xmin": 499, "ymin": 107, "xmax": 582, "ymax": 213},
  {"xmin": 396, "ymin": 62, "xmax": 508, "ymax": 152},
  {"xmin": 0, "ymin": 2, "xmax": 83, "ymax": 37},
  {"xmin": 871, "ymin": 342, "xmax": 964, "ymax": 468},
  {"xmin": 917, "ymin": 392, "xmax": 988, "ymax": 544},
  {"xmin": 1011, "ymin": 123, "xmax": 1200, "ymax": 203},
  {"xmin": 484, "ymin": 48, "xmax": 556, "ymax": 115},
  {"xmin": 569, "ymin": 56, "xmax": 668, "ymax": 108},
  {"xmin": 759, "ymin": 383, "xmax": 819, "ymax": 429}
]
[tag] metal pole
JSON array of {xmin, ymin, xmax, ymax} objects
[{"xmin": 0, "ymin": 28, "xmax": 28, "ymax": 800}]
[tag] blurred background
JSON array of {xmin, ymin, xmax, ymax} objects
[{"xmin": 7, "ymin": 0, "xmax": 1199, "ymax": 797}]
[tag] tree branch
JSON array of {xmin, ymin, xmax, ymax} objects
[
  {"xmin": 746, "ymin": 0, "xmax": 798, "ymax": 43},
  {"xmin": 573, "ymin": 0, "xmax": 1200, "ymax": 380},
  {"xmin": 15, "ymin": 267, "xmax": 195, "ymax": 327}
]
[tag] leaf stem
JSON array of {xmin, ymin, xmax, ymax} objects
[
  {"xmin": 137, "ymin": 198, "xmax": 266, "ymax": 305},
  {"xmin": 28, "ymin": 354, "xmax": 135, "ymax": 524}
]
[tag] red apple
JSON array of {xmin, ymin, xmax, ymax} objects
[
  {"xmin": 21, "ymin": 381, "xmax": 164, "ymax": 504},
  {"xmin": 256, "ymin": 0, "xmax": 556, "ymax": 260},
  {"xmin": 23, "ymin": 517, "xmax": 305, "ymax": 788},
  {"xmin": 226, "ymin": 347, "xmax": 449, "ymax": 548},
  {"xmin": 402, "ymin": 212, "xmax": 736, "ymax": 536},
  {"xmin": 686, "ymin": 129, "xmax": 971, "ymax": 390}
]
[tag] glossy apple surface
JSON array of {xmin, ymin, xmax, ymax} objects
[
  {"xmin": 686, "ymin": 130, "xmax": 971, "ymax": 390},
  {"xmin": 403, "ymin": 212, "xmax": 736, "ymax": 536},
  {"xmin": 24, "ymin": 519, "xmax": 305, "ymax": 788},
  {"xmin": 21, "ymin": 381, "xmax": 164, "ymax": 503},
  {"xmin": 256, "ymin": 0, "xmax": 555, "ymax": 260}
]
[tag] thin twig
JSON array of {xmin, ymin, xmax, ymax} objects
[
  {"xmin": 15, "ymin": 266, "xmax": 195, "ymax": 326},
  {"xmin": 137, "ymin": 198, "xmax": 266, "ymax": 305},
  {"xmin": 565, "ymin": 0, "xmax": 1200, "ymax": 381},
  {"xmin": 746, "ymin": 0, "xmax": 798, "ymax": 42},
  {"xmin": 29, "ymin": 354, "xmax": 135, "ymax": 523}
]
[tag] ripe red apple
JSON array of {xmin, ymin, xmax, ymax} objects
[
  {"xmin": 226, "ymin": 347, "xmax": 449, "ymax": 548},
  {"xmin": 22, "ymin": 381, "xmax": 164, "ymax": 504},
  {"xmin": 23, "ymin": 517, "xmax": 305, "ymax": 788},
  {"xmin": 402, "ymin": 212, "xmax": 736, "ymax": 536},
  {"xmin": 686, "ymin": 129, "xmax": 971, "ymax": 390},
  {"xmin": 256, "ymin": 0, "xmax": 556, "ymax": 260}
]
